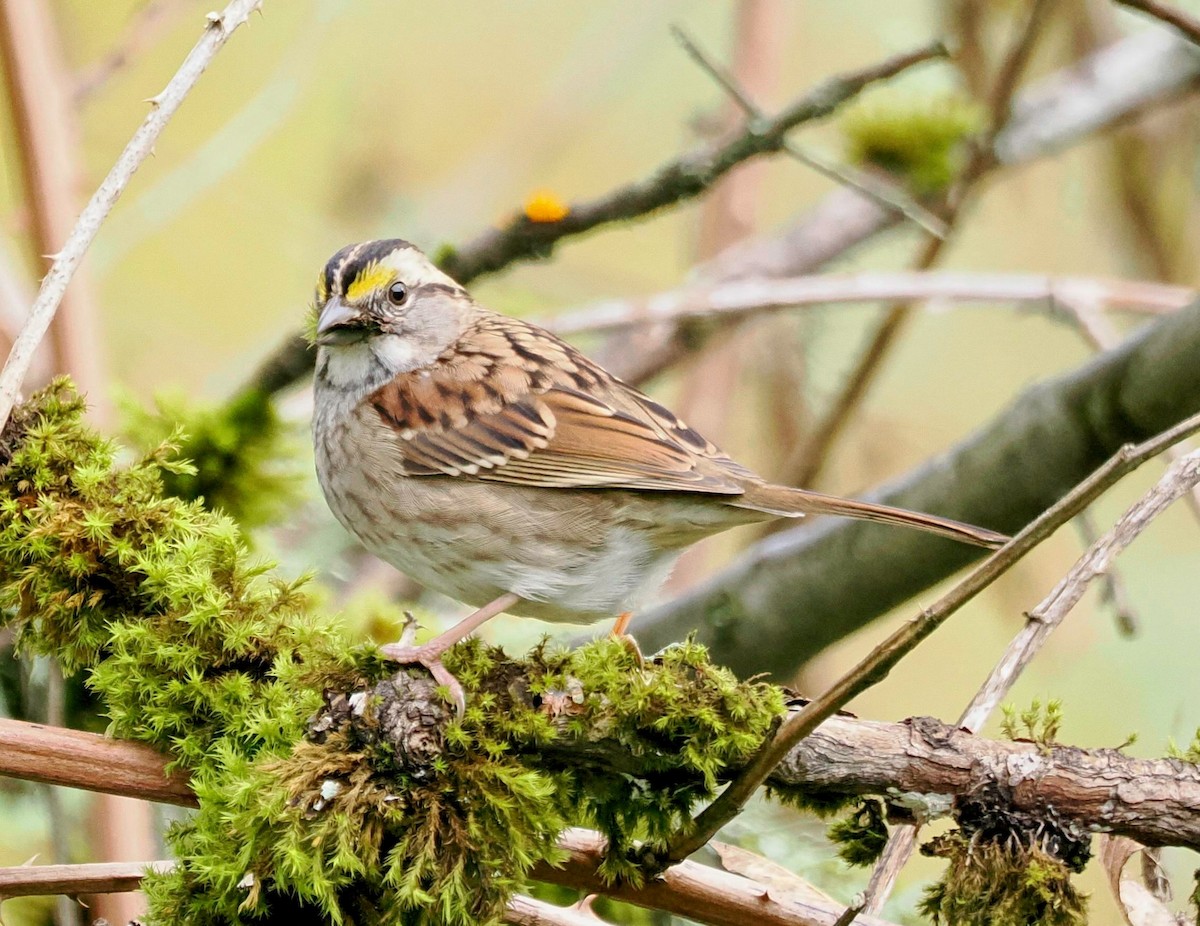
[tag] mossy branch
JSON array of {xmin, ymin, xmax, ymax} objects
[{"xmin": 3, "ymin": 383, "xmax": 1198, "ymax": 926}]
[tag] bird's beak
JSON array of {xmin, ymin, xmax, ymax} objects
[{"xmin": 316, "ymin": 297, "xmax": 370, "ymax": 346}]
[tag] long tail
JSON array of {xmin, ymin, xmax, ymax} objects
[{"xmin": 737, "ymin": 483, "xmax": 1008, "ymax": 549}]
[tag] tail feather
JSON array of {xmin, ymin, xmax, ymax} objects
[{"xmin": 737, "ymin": 483, "xmax": 1008, "ymax": 549}]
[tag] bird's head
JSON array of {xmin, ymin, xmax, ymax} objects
[{"xmin": 313, "ymin": 239, "xmax": 470, "ymax": 390}]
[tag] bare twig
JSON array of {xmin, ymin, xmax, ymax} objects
[
  {"xmin": 0, "ymin": 0, "xmax": 264, "ymax": 432},
  {"xmin": 548, "ymin": 271, "xmax": 1192, "ymax": 337},
  {"xmin": 1114, "ymin": 0, "xmax": 1200, "ymax": 44},
  {"xmin": 0, "ymin": 861, "xmax": 617, "ymax": 926},
  {"xmin": 1075, "ymin": 510, "xmax": 1140, "ymax": 637},
  {"xmin": 660, "ymin": 406, "xmax": 1200, "ymax": 865},
  {"xmin": 671, "ymin": 24, "xmax": 948, "ymax": 238},
  {"xmin": 0, "ymin": 0, "xmax": 110, "ymax": 421},
  {"xmin": 962, "ymin": 448, "xmax": 1200, "ymax": 730},
  {"xmin": 240, "ymin": 38, "xmax": 947, "ymax": 398}
]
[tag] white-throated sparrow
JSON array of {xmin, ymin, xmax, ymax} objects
[{"xmin": 311, "ymin": 239, "xmax": 1006, "ymax": 703}]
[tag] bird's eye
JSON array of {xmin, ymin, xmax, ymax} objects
[{"xmin": 387, "ymin": 281, "xmax": 409, "ymax": 306}]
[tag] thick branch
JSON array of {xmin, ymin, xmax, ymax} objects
[
  {"xmin": 0, "ymin": 718, "xmax": 194, "ymax": 806},
  {"xmin": 3, "ymin": 704, "xmax": 1198, "ymax": 855},
  {"xmin": 635, "ymin": 299, "xmax": 1200, "ymax": 676},
  {"xmin": 773, "ymin": 715, "xmax": 1200, "ymax": 851}
]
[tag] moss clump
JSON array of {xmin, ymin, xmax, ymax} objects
[
  {"xmin": 1000, "ymin": 697, "xmax": 1064, "ymax": 751},
  {"xmin": 828, "ymin": 798, "xmax": 888, "ymax": 867},
  {"xmin": 918, "ymin": 793, "xmax": 1090, "ymax": 926},
  {"xmin": 839, "ymin": 90, "xmax": 985, "ymax": 194},
  {"xmin": 122, "ymin": 387, "xmax": 300, "ymax": 529},
  {"xmin": 0, "ymin": 381, "xmax": 784, "ymax": 925},
  {"xmin": 919, "ymin": 834, "xmax": 1087, "ymax": 926}
]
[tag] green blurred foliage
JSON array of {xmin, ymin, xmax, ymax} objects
[{"xmin": 840, "ymin": 90, "xmax": 985, "ymax": 193}]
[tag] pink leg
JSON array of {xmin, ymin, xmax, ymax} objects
[
  {"xmin": 380, "ymin": 591, "xmax": 520, "ymax": 714},
  {"xmin": 609, "ymin": 610, "xmax": 643, "ymax": 664}
]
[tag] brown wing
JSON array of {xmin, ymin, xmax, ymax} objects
[{"xmin": 367, "ymin": 312, "xmax": 756, "ymax": 495}]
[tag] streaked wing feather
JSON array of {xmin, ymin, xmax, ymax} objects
[{"xmin": 367, "ymin": 313, "xmax": 753, "ymax": 496}]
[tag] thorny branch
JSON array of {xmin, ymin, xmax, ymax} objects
[
  {"xmin": 659, "ymin": 406, "xmax": 1200, "ymax": 866},
  {"xmin": 0, "ymin": 0, "xmax": 265, "ymax": 432}
]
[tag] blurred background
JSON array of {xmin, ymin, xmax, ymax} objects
[{"xmin": 2, "ymin": 1, "xmax": 1200, "ymax": 923}]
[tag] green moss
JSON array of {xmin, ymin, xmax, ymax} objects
[
  {"xmin": 919, "ymin": 833, "xmax": 1087, "ymax": 926},
  {"xmin": 0, "ymin": 381, "xmax": 784, "ymax": 925},
  {"xmin": 839, "ymin": 90, "xmax": 984, "ymax": 194},
  {"xmin": 1167, "ymin": 728, "xmax": 1200, "ymax": 763},
  {"xmin": 1000, "ymin": 697, "xmax": 1063, "ymax": 752},
  {"xmin": 827, "ymin": 798, "xmax": 888, "ymax": 867},
  {"xmin": 122, "ymin": 388, "xmax": 301, "ymax": 529}
]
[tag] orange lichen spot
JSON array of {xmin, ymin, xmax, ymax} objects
[{"xmin": 523, "ymin": 189, "xmax": 570, "ymax": 223}]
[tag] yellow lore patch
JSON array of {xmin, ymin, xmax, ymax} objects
[{"xmin": 345, "ymin": 262, "xmax": 394, "ymax": 302}]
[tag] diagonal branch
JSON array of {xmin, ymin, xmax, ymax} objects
[
  {"xmin": 1114, "ymin": 0, "xmax": 1200, "ymax": 44},
  {"xmin": 659, "ymin": 405, "xmax": 1200, "ymax": 865},
  {"xmin": 0, "ymin": 0, "xmax": 265, "ymax": 432}
]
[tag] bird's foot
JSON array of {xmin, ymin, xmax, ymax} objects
[
  {"xmin": 379, "ymin": 635, "xmax": 466, "ymax": 716},
  {"xmin": 609, "ymin": 611, "xmax": 644, "ymax": 667},
  {"xmin": 378, "ymin": 593, "xmax": 521, "ymax": 716}
]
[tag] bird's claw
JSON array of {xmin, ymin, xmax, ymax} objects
[{"xmin": 379, "ymin": 641, "xmax": 466, "ymax": 717}]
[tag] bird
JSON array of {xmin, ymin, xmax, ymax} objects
[{"xmin": 311, "ymin": 239, "xmax": 1007, "ymax": 703}]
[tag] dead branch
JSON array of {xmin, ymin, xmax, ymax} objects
[{"xmin": 549, "ymin": 271, "xmax": 1191, "ymax": 337}]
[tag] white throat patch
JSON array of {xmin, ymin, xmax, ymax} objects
[{"xmin": 319, "ymin": 335, "xmax": 420, "ymax": 394}]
